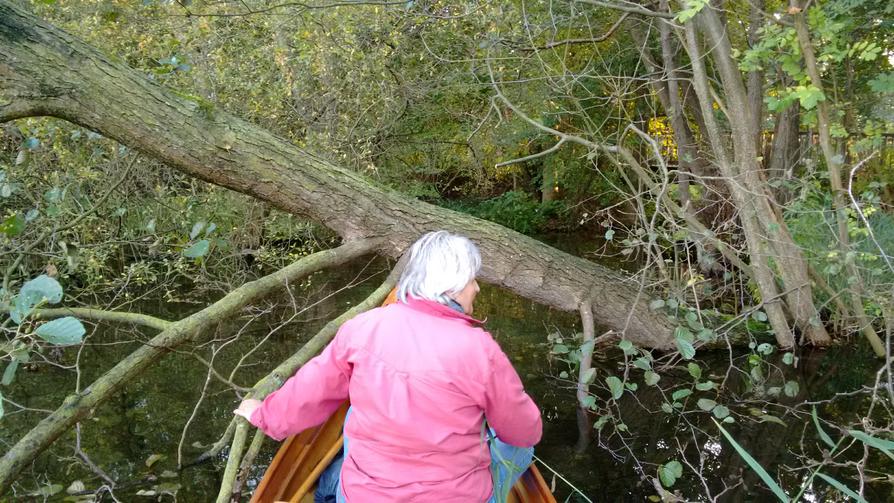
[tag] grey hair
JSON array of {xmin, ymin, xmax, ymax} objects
[{"xmin": 396, "ymin": 231, "xmax": 482, "ymax": 305}]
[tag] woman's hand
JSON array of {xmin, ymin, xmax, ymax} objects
[{"xmin": 234, "ymin": 398, "xmax": 262, "ymax": 421}]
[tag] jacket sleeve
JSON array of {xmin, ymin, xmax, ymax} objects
[
  {"xmin": 249, "ymin": 325, "xmax": 353, "ymax": 441},
  {"xmin": 482, "ymin": 338, "xmax": 543, "ymax": 447}
]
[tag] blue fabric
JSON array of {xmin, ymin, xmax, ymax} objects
[
  {"xmin": 313, "ymin": 449, "xmax": 343, "ymax": 503},
  {"xmin": 316, "ymin": 409, "xmax": 351, "ymax": 503},
  {"xmin": 446, "ymin": 298, "xmax": 465, "ymax": 314},
  {"xmin": 486, "ymin": 432, "xmax": 534, "ymax": 503}
]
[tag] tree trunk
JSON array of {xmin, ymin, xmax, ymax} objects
[
  {"xmin": 767, "ymin": 97, "xmax": 801, "ymax": 205},
  {"xmin": 0, "ymin": 1, "xmax": 677, "ymax": 348},
  {"xmin": 790, "ymin": 2, "xmax": 884, "ymax": 356},
  {"xmin": 692, "ymin": 8, "xmax": 831, "ymax": 346}
]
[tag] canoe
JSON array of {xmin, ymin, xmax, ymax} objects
[{"xmin": 250, "ymin": 290, "xmax": 556, "ymax": 503}]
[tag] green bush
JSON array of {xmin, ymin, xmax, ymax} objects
[{"xmin": 443, "ymin": 191, "xmax": 568, "ymax": 235}]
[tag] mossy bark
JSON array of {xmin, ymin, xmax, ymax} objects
[{"xmin": 0, "ymin": 1, "xmax": 675, "ymax": 350}]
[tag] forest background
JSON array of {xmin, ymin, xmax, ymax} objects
[{"xmin": 1, "ymin": 0, "xmax": 894, "ymax": 500}]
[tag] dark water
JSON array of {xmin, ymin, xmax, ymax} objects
[{"xmin": 1, "ymin": 256, "xmax": 890, "ymax": 501}]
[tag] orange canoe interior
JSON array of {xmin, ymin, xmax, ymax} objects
[{"xmin": 250, "ymin": 289, "xmax": 557, "ymax": 503}]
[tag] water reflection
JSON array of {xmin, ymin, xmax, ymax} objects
[{"xmin": 1, "ymin": 257, "xmax": 889, "ymax": 501}]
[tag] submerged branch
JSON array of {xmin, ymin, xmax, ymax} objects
[
  {"xmin": 215, "ymin": 260, "xmax": 403, "ymax": 502},
  {"xmin": 0, "ymin": 238, "xmax": 378, "ymax": 494}
]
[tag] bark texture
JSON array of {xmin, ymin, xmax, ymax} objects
[{"xmin": 0, "ymin": 1, "xmax": 676, "ymax": 348}]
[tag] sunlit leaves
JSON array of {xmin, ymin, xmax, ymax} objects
[
  {"xmin": 0, "ymin": 214, "xmax": 25, "ymax": 237},
  {"xmin": 674, "ymin": 0, "xmax": 709, "ymax": 22}
]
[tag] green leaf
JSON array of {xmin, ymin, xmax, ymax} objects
[
  {"xmin": 782, "ymin": 352, "xmax": 794, "ymax": 365},
  {"xmin": 645, "ymin": 371, "xmax": 661, "ymax": 386},
  {"xmin": 812, "ymin": 407, "xmax": 835, "ymax": 448},
  {"xmin": 605, "ymin": 376, "xmax": 624, "ymax": 400},
  {"xmin": 715, "ymin": 420, "xmax": 790, "ymax": 502},
  {"xmin": 581, "ymin": 395, "xmax": 597, "ymax": 409},
  {"xmin": 604, "ymin": 229, "xmax": 614, "ymax": 241},
  {"xmin": 551, "ymin": 344, "xmax": 569, "ymax": 355},
  {"xmin": 759, "ymin": 414, "xmax": 787, "ymax": 426},
  {"xmin": 0, "ymin": 391, "xmax": 4, "ymax": 420},
  {"xmin": 659, "ymin": 460, "xmax": 683, "ymax": 488},
  {"xmin": 649, "ymin": 299, "xmax": 665, "ymax": 310},
  {"xmin": 1, "ymin": 360, "xmax": 18, "ymax": 386},
  {"xmin": 189, "ymin": 221, "xmax": 205, "ymax": 240},
  {"xmin": 848, "ymin": 430, "xmax": 894, "ymax": 458},
  {"xmin": 12, "ymin": 275, "xmax": 63, "ymax": 323},
  {"xmin": 581, "ymin": 367, "xmax": 597, "ymax": 384},
  {"xmin": 751, "ymin": 310, "xmax": 768, "ymax": 322},
  {"xmin": 687, "ymin": 362, "xmax": 702, "ymax": 379},
  {"xmin": 674, "ymin": 326, "xmax": 694, "ymax": 342},
  {"xmin": 676, "ymin": 336, "xmax": 696, "ymax": 360},
  {"xmin": 697, "ymin": 328, "xmax": 715, "ymax": 342},
  {"xmin": 756, "ymin": 343, "xmax": 774, "ymax": 355},
  {"xmin": 0, "ymin": 213, "xmax": 25, "ymax": 237},
  {"xmin": 593, "ymin": 414, "xmax": 611, "ymax": 431},
  {"xmin": 672, "ymin": 389, "xmax": 692, "ymax": 401},
  {"xmin": 39, "ymin": 484, "xmax": 64, "ymax": 497},
  {"xmin": 661, "ymin": 402, "xmax": 673, "ymax": 413},
  {"xmin": 783, "ymin": 380, "xmax": 800, "ymax": 398},
  {"xmin": 793, "ymin": 84, "xmax": 826, "ymax": 110},
  {"xmin": 558, "ymin": 371, "xmax": 568, "ymax": 379},
  {"xmin": 633, "ymin": 357, "xmax": 652, "ymax": 371},
  {"xmin": 618, "ymin": 339, "xmax": 635, "ymax": 355},
  {"xmin": 695, "ymin": 381, "xmax": 716, "ymax": 391},
  {"xmin": 145, "ymin": 453, "xmax": 166, "ymax": 468},
  {"xmin": 182, "ymin": 239, "xmax": 210, "ymax": 258},
  {"xmin": 697, "ymin": 398, "xmax": 717, "ymax": 411},
  {"xmin": 815, "ymin": 473, "xmax": 868, "ymax": 503},
  {"xmin": 712, "ymin": 405, "xmax": 730, "ymax": 419},
  {"xmin": 868, "ymin": 72, "xmax": 894, "ymax": 94},
  {"xmin": 35, "ymin": 317, "xmax": 86, "ymax": 345}
]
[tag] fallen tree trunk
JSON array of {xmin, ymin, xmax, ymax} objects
[
  {"xmin": 0, "ymin": 239, "xmax": 377, "ymax": 493},
  {"xmin": 0, "ymin": 0, "xmax": 675, "ymax": 349}
]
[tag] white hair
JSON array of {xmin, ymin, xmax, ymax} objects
[{"xmin": 397, "ymin": 231, "xmax": 481, "ymax": 305}]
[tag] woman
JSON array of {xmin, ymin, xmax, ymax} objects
[{"xmin": 235, "ymin": 231, "xmax": 543, "ymax": 502}]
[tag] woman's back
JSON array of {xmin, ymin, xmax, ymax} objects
[{"xmin": 337, "ymin": 298, "xmax": 541, "ymax": 502}]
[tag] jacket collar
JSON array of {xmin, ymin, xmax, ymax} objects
[{"xmin": 402, "ymin": 296, "xmax": 485, "ymax": 325}]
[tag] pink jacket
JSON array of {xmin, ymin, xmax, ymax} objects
[{"xmin": 249, "ymin": 296, "xmax": 543, "ymax": 502}]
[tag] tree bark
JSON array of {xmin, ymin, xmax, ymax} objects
[
  {"xmin": 790, "ymin": 2, "xmax": 884, "ymax": 356},
  {"xmin": 691, "ymin": 7, "xmax": 831, "ymax": 346},
  {"xmin": 0, "ymin": 0, "xmax": 676, "ymax": 349}
]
